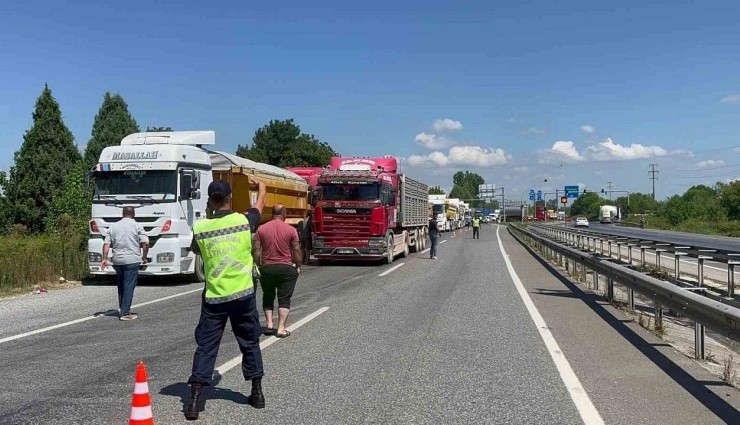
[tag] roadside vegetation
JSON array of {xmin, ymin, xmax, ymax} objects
[
  {"xmin": 0, "ymin": 85, "xmax": 337, "ymax": 294},
  {"xmin": 569, "ymin": 184, "xmax": 740, "ymax": 237}
]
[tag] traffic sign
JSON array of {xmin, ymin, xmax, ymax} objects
[
  {"xmin": 537, "ymin": 190, "xmax": 542, "ymax": 201},
  {"xmin": 565, "ymin": 185, "xmax": 579, "ymax": 198},
  {"xmin": 561, "ymin": 196, "xmax": 568, "ymax": 204},
  {"xmin": 529, "ymin": 190, "xmax": 535, "ymax": 201}
]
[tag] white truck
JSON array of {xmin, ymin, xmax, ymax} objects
[
  {"xmin": 428, "ymin": 194, "xmax": 448, "ymax": 232},
  {"xmin": 599, "ymin": 205, "xmax": 619, "ymax": 224},
  {"xmin": 87, "ymin": 131, "xmax": 309, "ymax": 281}
]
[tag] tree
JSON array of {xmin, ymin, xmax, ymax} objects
[
  {"xmin": 681, "ymin": 184, "xmax": 725, "ymax": 221},
  {"xmin": 569, "ymin": 192, "xmax": 604, "ymax": 219},
  {"xmin": 429, "ymin": 186, "xmax": 445, "ymax": 195},
  {"xmin": 449, "ymin": 184, "xmax": 474, "ymax": 201},
  {"xmin": 146, "ymin": 126, "xmax": 173, "ymax": 132},
  {"xmin": 450, "ymin": 171, "xmax": 486, "ymax": 206},
  {"xmin": 83, "ymin": 92, "xmax": 140, "ymax": 168},
  {"xmin": 4, "ymin": 84, "xmax": 80, "ymax": 232},
  {"xmin": 45, "ymin": 161, "xmax": 91, "ymax": 233},
  {"xmin": 721, "ymin": 180, "xmax": 740, "ymax": 220},
  {"xmin": 0, "ymin": 172, "xmax": 10, "ymax": 233},
  {"xmin": 236, "ymin": 119, "xmax": 337, "ymax": 167}
]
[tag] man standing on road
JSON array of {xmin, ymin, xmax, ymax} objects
[
  {"xmin": 100, "ymin": 206, "xmax": 148, "ymax": 321},
  {"xmin": 185, "ymin": 179, "xmax": 267, "ymax": 420},
  {"xmin": 429, "ymin": 214, "xmax": 439, "ymax": 259},
  {"xmin": 472, "ymin": 215, "xmax": 481, "ymax": 239},
  {"xmin": 253, "ymin": 204, "xmax": 302, "ymax": 338},
  {"xmin": 298, "ymin": 209, "xmax": 313, "ymax": 265}
]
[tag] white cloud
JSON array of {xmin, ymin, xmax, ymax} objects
[
  {"xmin": 734, "ymin": 147, "xmax": 740, "ymax": 153},
  {"xmin": 694, "ymin": 159, "xmax": 725, "ymax": 168},
  {"xmin": 585, "ymin": 138, "xmax": 667, "ymax": 161},
  {"xmin": 549, "ymin": 140, "xmax": 584, "ymax": 162},
  {"xmin": 432, "ymin": 118, "xmax": 463, "ymax": 132},
  {"xmin": 580, "ymin": 125, "xmax": 596, "ymax": 133},
  {"xmin": 721, "ymin": 94, "xmax": 740, "ymax": 104},
  {"xmin": 519, "ymin": 127, "xmax": 546, "ymax": 136},
  {"xmin": 513, "ymin": 166, "xmax": 529, "ymax": 173},
  {"xmin": 414, "ymin": 132, "xmax": 453, "ymax": 149},
  {"xmin": 406, "ymin": 145, "xmax": 510, "ymax": 167}
]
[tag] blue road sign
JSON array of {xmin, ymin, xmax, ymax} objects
[
  {"xmin": 565, "ymin": 185, "xmax": 579, "ymax": 198},
  {"xmin": 529, "ymin": 189, "xmax": 535, "ymax": 201},
  {"xmin": 536, "ymin": 190, "xmax": 542, "ymax": 201}
]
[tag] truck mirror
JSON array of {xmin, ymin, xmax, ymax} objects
[
  {"xmin": 309, "ymin": 190, "xmax": 318, "ymax": 206},
  {"xmin": 179, "ymin": 169, "xmax": 197, "ymax": 200}
]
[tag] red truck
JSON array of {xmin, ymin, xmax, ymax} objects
[
  {"xmin": 286, "ymin": 166, "xmax": 324, "ymax": 191},
  {"xmin": 310, "ymin": 156, "xmax": 429, "ymax": 264},
  {"xmin": 534, "ymin": 200, "xmax": 547, "ymax": 221}
]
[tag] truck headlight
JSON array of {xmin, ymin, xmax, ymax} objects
[
  {"xmin": 157, "ymin": 252, "xmax": 175, "ymax": 263},
  {"xmin": 88, "ymin": 252, "xmax": 102, "ymax": 263}
]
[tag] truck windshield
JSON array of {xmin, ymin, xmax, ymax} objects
[
  {"xmin": 94, "ymin": 170, "xmax": 177, "ymax": 203},
  {"xmin": 322, "ymin": 183, "xmax": 380, "ymax": 201},
  {"xmin": 432, "ymin": 205, "xmax": 445, "ymax": 215}
]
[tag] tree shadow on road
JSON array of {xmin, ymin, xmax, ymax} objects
[
  {"xmin": 517, "ymin": 238, "xmax": 740, "ymax": 423},
  {"xmin": 159, "ymin": 375, "xmax": 249, "ymax": 414}
]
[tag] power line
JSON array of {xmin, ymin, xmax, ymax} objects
[{"xmin": 649, "ymin": 164, "xmax": 659, "ymax": 199}]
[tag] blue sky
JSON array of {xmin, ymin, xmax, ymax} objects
[{"xmin": 1, "ymin": 0, "xmax": 739, "ymax": 201}]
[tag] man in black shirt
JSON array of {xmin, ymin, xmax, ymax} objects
[{"xmin": 428, "ymin": 214, "xmax": 439, "ymax": 259}]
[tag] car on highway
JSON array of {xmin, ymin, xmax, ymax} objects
[{"xmin": 575, "ymin": 217, "xmax": 589, "ymax": 227}]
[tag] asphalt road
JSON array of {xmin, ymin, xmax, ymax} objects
[
  {"xmin": 1, "ymin": 224, "xmax": 738, "ymax": 424},
  {"xmin": 584, "ymin": 222, "xmax": 740, "ymax": 251}
]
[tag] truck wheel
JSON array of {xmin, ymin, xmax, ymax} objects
[
  {"xmin": 385, "ymin": 235, "xmax": 394, "ymax": 264},
  {"xmin": 402, "ymin": 238, "xmax": 410, "ymax": 257},
  {"xmin": 193, "ymin": 254, "xmax": 206, "ymax": 283}
]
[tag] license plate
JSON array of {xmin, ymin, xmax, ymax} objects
[{"xmin": 337, "ymin": 249, "xmax": 354, "ymax": 254}]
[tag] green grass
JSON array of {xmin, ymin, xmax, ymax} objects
[
  {"xmin": 622, "ymin": 216, "xmax": 740, "ymax": 237},
  {"xmin": 0, "ymin": 231, "xmax": 88, "ymax": 295}
]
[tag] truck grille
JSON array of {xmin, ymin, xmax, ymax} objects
[{"xmin": 321, "ymin": 209, "xmax": 372, "ymax": 244}]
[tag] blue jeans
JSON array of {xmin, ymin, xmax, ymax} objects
[
  {"xmin": 430, "ymin": 233, "xmax": 439, "ymax": 258},
  {"xmin": 189, "ymin": 294, "xmax": 264, "ymax": 385},
  {"xmin": 113, "ymin": 263, "xmax": 139, "ymax": 316}
]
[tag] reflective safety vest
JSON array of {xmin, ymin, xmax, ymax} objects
[
  {"xmin": 193, "ymin": 212, "xmax": 254, "ymax": 304},
  {"xmin": 472, "ymin": 218, "xmax": 481, "ymax": 228}
]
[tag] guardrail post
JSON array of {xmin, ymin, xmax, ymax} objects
[
  {"xmin": 599, "ymin": 239, "xmax": 604, "ymax": 255},
  {"xmin": 627, "ymin": 244, "xmax": 634, "ymax": 265},
  {"xmin": 607, "ymin": 240, "xmax": 612, "ymax": 258},
  {"xmin": 655, "ymin": 302, "xmax": 663, "ymax": 331},
  {"xmin": 581, "ymin": 263, "xmax": 587, "ymax": 283},
  {"xmin": 655, "ymin": 249, "xmax": 664, "ymax": 269},
  {"xmin": 729, "ymin": 259, "xmax": 738, "ymax": 298},
  {"xmin": 697, "ymin": 257, "xmax": 710, "ymax": 287},
  {"xmin": 640, "ymin": 246, "xmax": 646, "ymax": 267},
  {"xmin": 628, "ymin": 286, "xmax": 635, "ymax": 312},
  {"xmin": 593, "ymin": 272, "xmax": 599, "ymax": 291},
  {"xmin": 695, "ymin": 322, "xmax": 705, "ymax": 360},
  {"xmin": 607, "ymin": 277, "xmax": 614, "ymax": 302}
]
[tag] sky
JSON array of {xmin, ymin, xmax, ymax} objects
[{"xmin": 1, "ymin": 0, "xmax": 739, "ymax": 203}]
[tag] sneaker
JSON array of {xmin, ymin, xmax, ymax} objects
[
  {"xmin": 433, "ymin": 256, "xmax": 438, "ymax": 259},
  {"xmin": 119, "ymin": 314, "xmax": 138, "ymax": 321}
]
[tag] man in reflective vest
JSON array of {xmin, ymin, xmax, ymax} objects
[
  {"xmin": 185, "ymin": 179, "xmax": 266, "ymax": 421},
  {"xmin": 472, "ymin": 216, "xmax": 481, "ymax": 239}
]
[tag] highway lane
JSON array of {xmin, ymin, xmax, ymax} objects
[
  {"xmin": 586, "ymin": 222, "xmax": 740, "ymax": 251},
  {"xmin": 1, "ymin": 224, "xmax": 738, "ymax": 424},
  {"xmin": 0, "ymin": 228, "xmax": 585, "ymax": 424}
]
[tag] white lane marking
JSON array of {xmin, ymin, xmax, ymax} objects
[
  {"xmin": 496, "ymin": 227, "xmax": 604, "ymax": 425},
  {"xmin": 439, "ymin": 240, "xmax": 448, "ymax": 244},
  {"xmin": 378, "ymin": 263, "xmax": 405, "ymax": 277},
  {"xmin": 0, "ymin": 287, "xmax": 203, "ymax": 345},
  {"xmin": 420, "ymin": 248, "xmax": 431, "ymax": 254},
  {"xmin": 215, "ymin": 307, "xmax": 330, "ymax": 375}
]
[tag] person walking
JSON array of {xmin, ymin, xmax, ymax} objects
[
  {"xmin": 429, "ymin": 214, "xmax": 439, "ymax": 259},
  {"xmin": 185, "ymin": 179, "xmax": 267, "ymax": 420},
  {"xmin": 253, "ymin": 204, "xmax": 302, "ymax": 338},
  {"xmin": 472, "ymin": 215, "xmax": 481, "ymax": 239},
  {"xmin": 100, "ymin": 206, "xmax": 149, "ymax": 321},
  {"xmin": 298, "ymin": 210, "xmax": 313, "ymax": 265}
]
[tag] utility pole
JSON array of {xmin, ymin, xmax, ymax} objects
[
  {"xmin": 649, "ymin": 164, "xmax": 659, "ymax": 199},
  {"xmin": 607, "ymin": 181, "xmax": 614, "ymax": 200}
]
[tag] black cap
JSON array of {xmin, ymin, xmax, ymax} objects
[{"xmin": 208, "ymin": 180, "xmax": 232, "ymax": 198}]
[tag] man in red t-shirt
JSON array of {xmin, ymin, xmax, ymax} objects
[{"xmin": 253, "ymin": 204, "xmax": 302, "ymax": 338}]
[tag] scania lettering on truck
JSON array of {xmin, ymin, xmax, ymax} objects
[
  {"xmin": 312, "ymin": 156, "xmax": 429, "ymax": 264},
  {"xmin": 87, "ymin": 131, "xmax": 309, "ymax": 280}
]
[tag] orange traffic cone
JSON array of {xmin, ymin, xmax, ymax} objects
[{"xmin": 129, "ymin": 361, "xmax": 154, "ymax": 425}]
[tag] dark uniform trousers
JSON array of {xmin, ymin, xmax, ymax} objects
[{"xmin": 188, "ymin": 293, "xmax": 264, "ymax": 385}]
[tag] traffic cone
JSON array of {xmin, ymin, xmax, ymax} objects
[{"xmin": 129, "ymin": 361, "xmax": 154, "ymax": 425}]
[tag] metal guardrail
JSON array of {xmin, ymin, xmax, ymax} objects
[
  {"xmin": 529, "ymin": 223, "xmax": 739, "ymax": 298},
  {"xmin": 509, "ymin": 224, "xmax": 740, "ymax": 360}
]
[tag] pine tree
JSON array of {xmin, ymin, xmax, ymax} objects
[
  {"xmin": 5, "ymin": 84, "xmax": 81, "ymax": 232},
  {"xmin": 83, "ymin": 92, "xmax": 139, "ymax": 168},
  {"xmin": 45, "ymin": 161, "xmax": 91, "ymax": 233}
]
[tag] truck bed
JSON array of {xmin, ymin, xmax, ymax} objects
[{"xmin": 400, "ymin": 175, "xmax": 429, "ymax": 227}]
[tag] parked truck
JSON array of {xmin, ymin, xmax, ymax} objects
[
  {"xmin": 599, "ymin": 205, "xmax": 619, "ymax": 223},
  {"xmin": 446, "ymin": 198, "xmax": 462, "ymax": 230},
  {"xmin": 87, "ymin": 131, "xmax": 310, "ymax": 281},
  {"xmin": 311, "ymin": 156, "xmax": 429, "ymax": 264},
  {"xmin": 428, "ymin": 194, "xmax": 448, "ymax": 232}
]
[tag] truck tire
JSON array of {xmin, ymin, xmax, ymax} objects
[
  {"xmin": 193, "ymin": 254, "xmax": 206, "ymax": 283},
  {"xmin": 409, "ymin": 231, "xmax": 417, "ymax": 254},
  {"xmin": 401, "ymin": 236, "xmax": 409, "ymax": 258},
  {"xmin": 385, "ymin": 235, "xmax": 394, "ymax": 264}
]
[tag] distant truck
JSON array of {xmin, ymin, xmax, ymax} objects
[
  {"xmin": 87, "ymin": 131, "xmax": 310, "ymax": 281},
  {"xmin": 446, "ymin": 198, "xmax": 462, "ymax": 231},
  {"xmin": 599, "ymin": 205, "xmax": 619, "ymax": 223},
  {"xmin": 428, "ymin": 194, "xmax": 448, "ymax": 232},
  {"xmin": 311, "ymin": 156, "xmax": 429, "ymax": 264}
]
